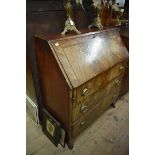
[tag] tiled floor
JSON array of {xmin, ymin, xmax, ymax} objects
[{"xmin": 26, "ymin": 93, "xmax": 129, "ymax": 155}]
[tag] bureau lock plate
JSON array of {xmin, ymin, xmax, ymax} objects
[{"xmin": 42, "ymin": 109, "xmax": 66, "ymax": 147}]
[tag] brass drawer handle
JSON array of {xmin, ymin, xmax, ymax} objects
[
  {"xmin": 113, "ymin": 95, "xmax": 117, "ymax": 99},
  {"xmin": 115, "ymin": 79, "xmax": 121, "ymax": 86},
  {"xmin": 80, "ymin": 105, "xmax": 88, "ymax": 113},
  {"xmin": 82, "ymin": 88, "xmax": 89, "ymax": 96},
  {"xmin": 119, "ymin": 65, "xmax": 125, "ymax": 71},
  {"xmin": 80, "ymin": 121, "xmax": 86, "ymax": 126}
]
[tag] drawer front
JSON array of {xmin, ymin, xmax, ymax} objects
[
  {"xmin": 105, "ymin": 60, "xmax": 127, "ymax": 82},
  {"xmin": 76, "ymin": 77, "xmax": 105, "ymax": 105},
  {"xmin": 72, "ymin": 75, "xmax": 123, "ymax": 122},
  {"xmin": 76, "ymin": 60, "xmax": 127, "ymax": 104},
  {"xmin": 72, "ymin": 94, "xmax": 117, "ymax": 138}
]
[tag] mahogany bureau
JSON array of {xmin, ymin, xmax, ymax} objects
[{"xmin": 34, "ymin": 28, "xmax": 129, "ymax": 149}]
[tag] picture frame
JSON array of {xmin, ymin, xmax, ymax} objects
[{"xmin": 42, "ymin": 109, "xmax": 61, "ymax": 147}]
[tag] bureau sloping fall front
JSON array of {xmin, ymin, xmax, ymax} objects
[{"xmin": 34, "ymin": 28, "xmax": 129, "ymax": 149}]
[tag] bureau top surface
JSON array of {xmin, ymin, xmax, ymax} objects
[{"xmin": 39, "ymin": 28, "xmax": 128, "ymax": 88}]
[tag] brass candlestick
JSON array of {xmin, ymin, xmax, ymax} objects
[
  {"xmin": 88, "ymin": 0, "xmax": 103, "ymax": 30},
  {"xmin": 106, "ymin": 0, "xmax": 113, "ymax": 25},
  {"xmin": 116, "ymin": 8, "xmax": 124, "ymax": 26},
  {"xmin": 61, "ymin": 0, "xmax": 81, "ymax": 36},
  {"xmin": 112, "ymin": 3, "xmax": 124, "ymax": 26},
  {"xmin": 76, "ymin": 0, "xmax": 85, "ymax": 10}
]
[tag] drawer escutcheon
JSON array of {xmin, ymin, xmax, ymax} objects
[
  {"xmin": 54, "ymin": 42, "xmax": 59, "ymax": 46},
  {"xmin": 113, "ymin": 95, "xmax": 117, "ymax": 99},
  {"xmin": 119, "ymin": 65, "xmax": 125, "ymax": 71},
  {"xmin": 115, "ymin": 79, "xmax": 121, "ymax": 86}
]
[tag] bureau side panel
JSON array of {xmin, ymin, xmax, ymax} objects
[
  {"xmin": 34, "ymin": 37, "xmax": 71, "ymax": 132},
  {"xmin": 119, "ymin": 59, "xmax": 129, "ymax": 96}
]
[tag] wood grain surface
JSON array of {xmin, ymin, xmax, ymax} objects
[{"xmin": 49, "ymin": 28, "xmax": 128, "ymax": 88}]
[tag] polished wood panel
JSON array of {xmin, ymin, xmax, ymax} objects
[
  {"xmin": 34, "ymin": 37, "xmax": 71, "ymax": 134},
  {"xmin": 120, "ymin": 25, "xmax": 129, "ymax": 95},
  {"xmin": 49, "ymin": 28, "xmax": 128, "ymax": 88}
]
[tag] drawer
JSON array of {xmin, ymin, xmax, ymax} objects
[
  {"xmin": 72, "ymin": 94, "xmax": 117, "ymax": 138},
  {"xmin": 102, "ymin": 75, "xmax": 123, "ymax": 96},
  {"xmin": 72, "ymin": 106, "xmax": 99, "ymax": 139},
  {"xmin": 105, "ymin": 60, "xmax": 128, "ymax": 82},
  {"xmin": 72, "ymin": 75, "xmax": 123, "ymax": 122},
  {"xmin": 75, "ymin": 77, "xmax": 105, "ymax": 105},
  {"xmin": 75, "ymin": 60, "xmax": 127, "ymax": 104}
]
